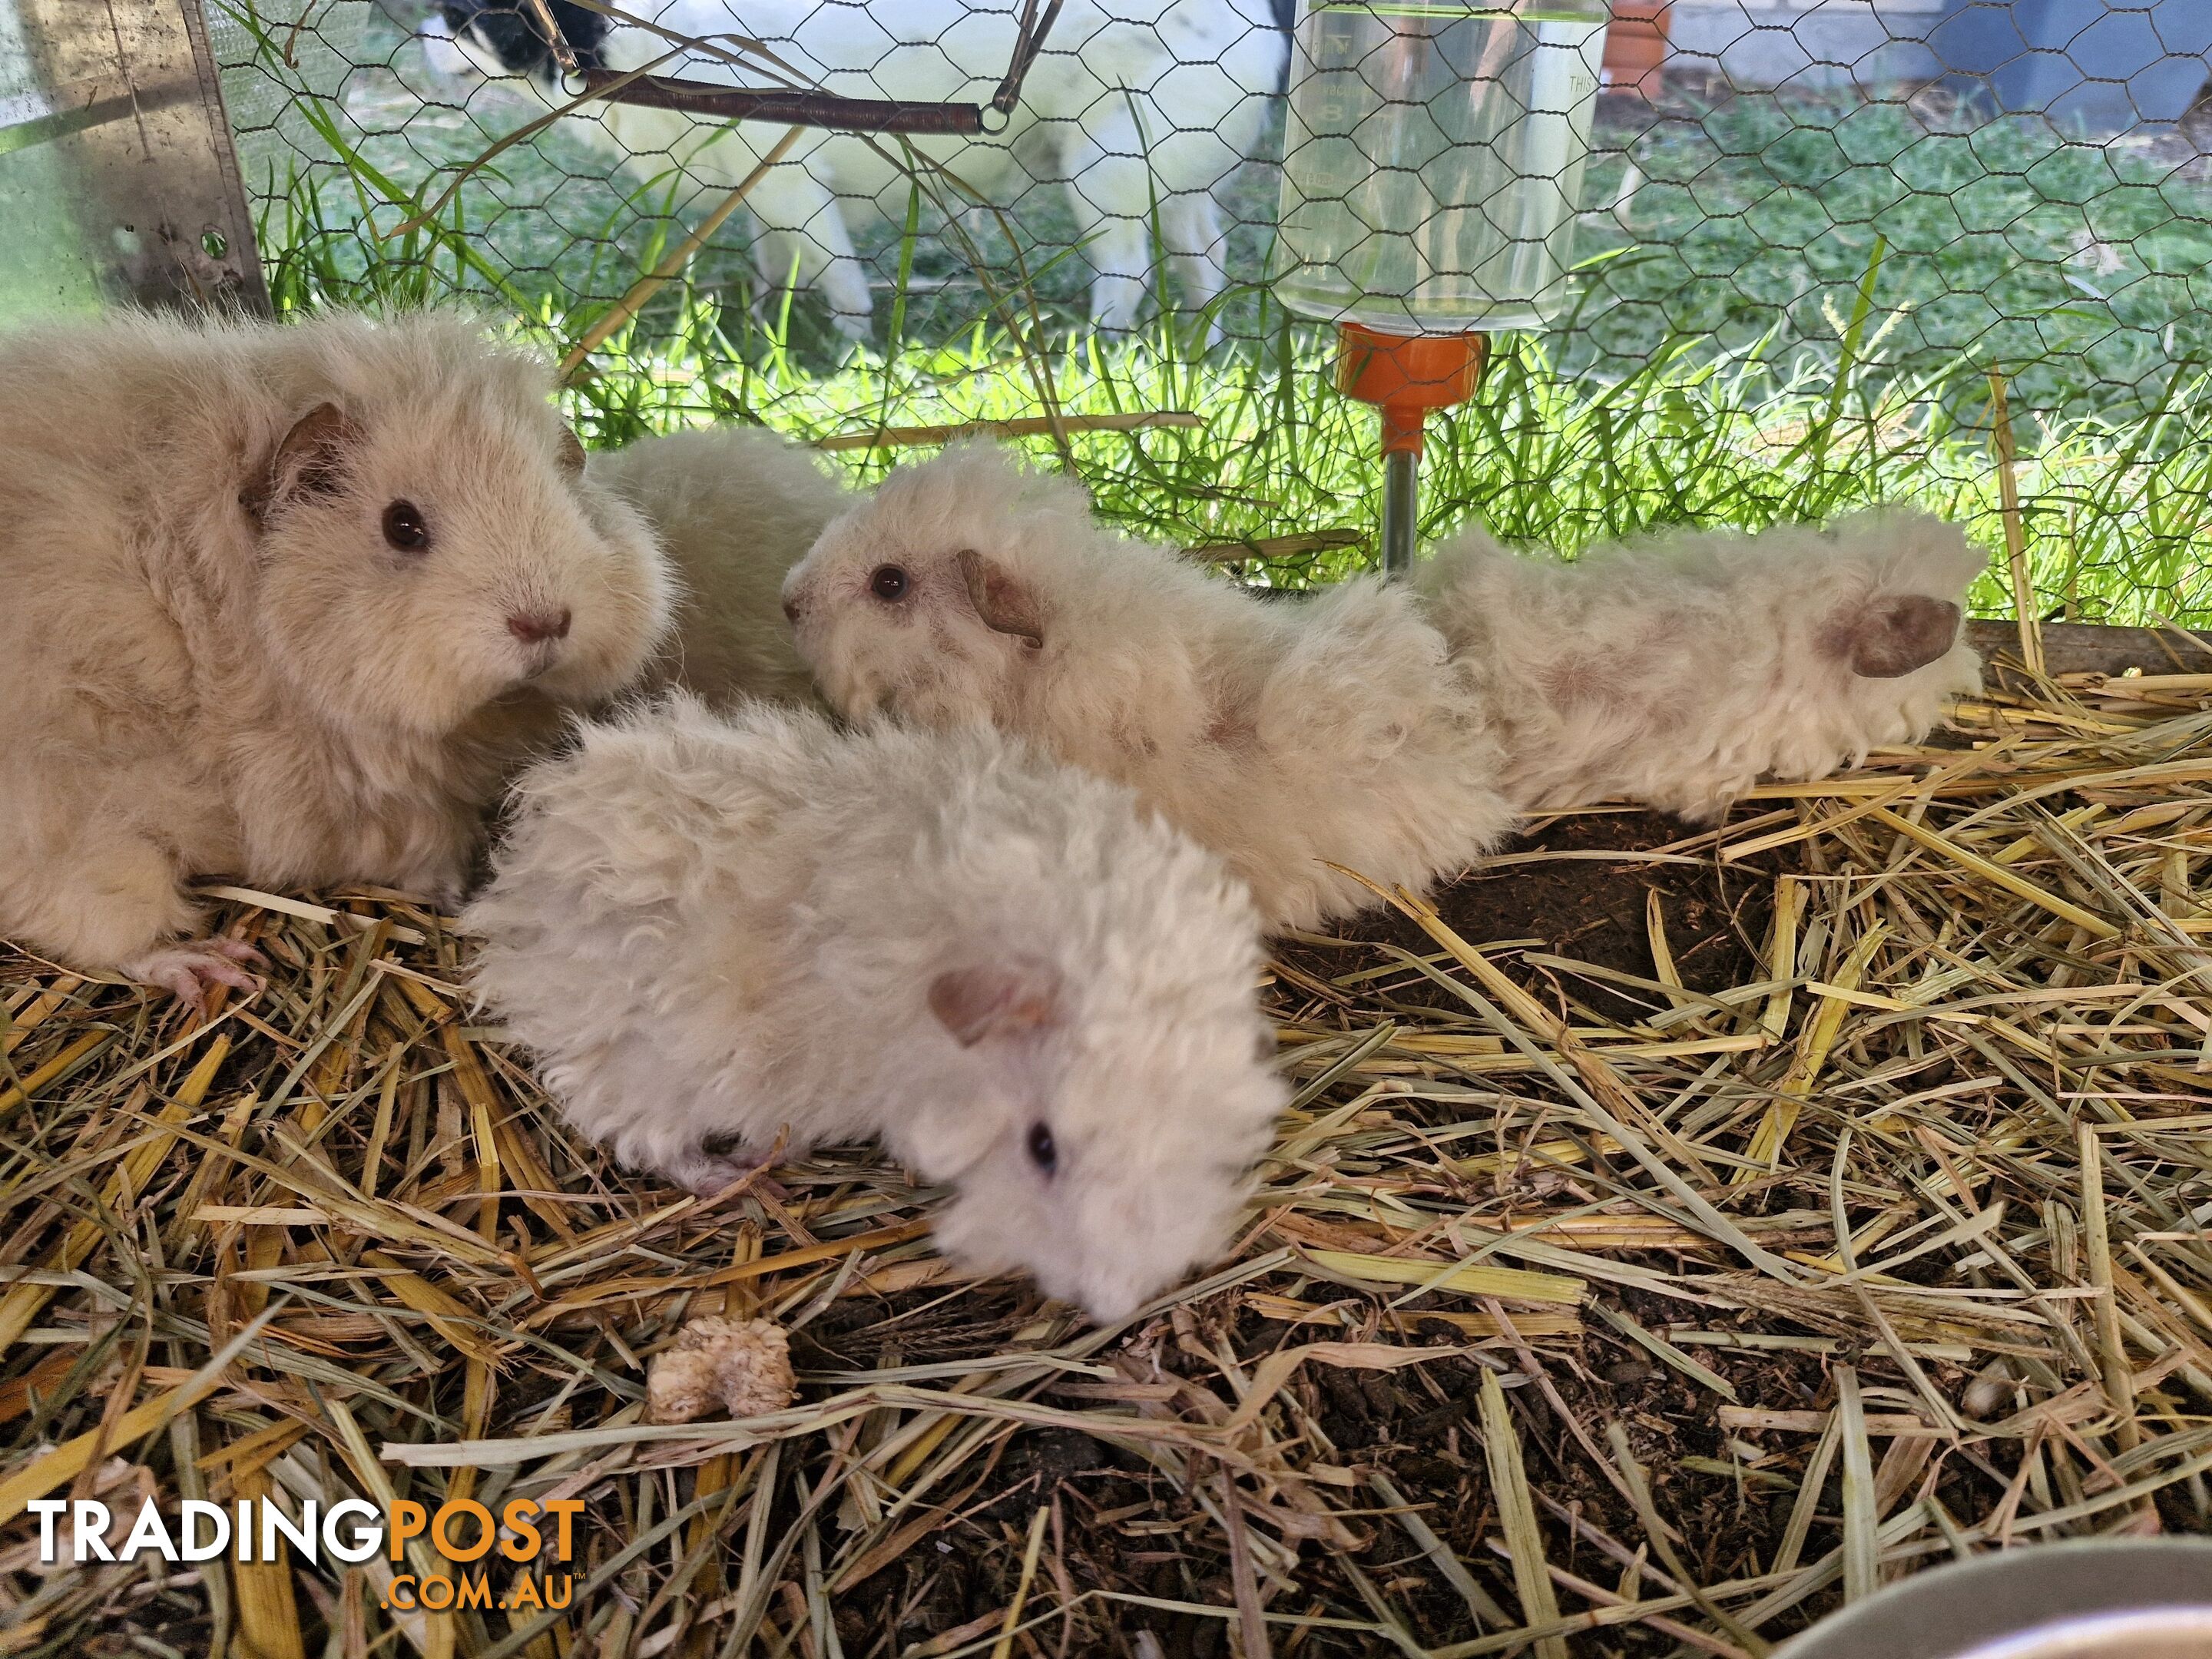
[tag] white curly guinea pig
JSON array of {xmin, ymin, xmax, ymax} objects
[
  {"xmin": 779, "ymin": 442, "xmax": 1515, "ymax": 933},
  {"xmin": 463, "ymin": 692, "xmax": 1289, "ymax": 1323},
  {"xmin": 587, "ymin": 424, "xmax": 850, "ymax": 707},
  {"xmin": 0, "ymin": 308, "xmax": 670, "ymax": 1004},
  {"xmin": 1416, "ymin": 510, "xmax": 1985, "ymax": 821}
]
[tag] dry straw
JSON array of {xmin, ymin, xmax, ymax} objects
[{"xmin": 5, "ymin": 634, "xmax": 2212, "ymax": 1654}]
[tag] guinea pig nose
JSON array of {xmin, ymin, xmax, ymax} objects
[
  {"xmin": 780, "ymin": 593, "xmax": 800, "ymax": 624},
  {"xmin": 508, "ymin": 608, "xmax": 571, "ymax": 644}
]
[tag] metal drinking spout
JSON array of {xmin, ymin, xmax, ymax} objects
[{"xmin": 1333, "ymin": 324, "xmax": 1489, "ymax": 578}]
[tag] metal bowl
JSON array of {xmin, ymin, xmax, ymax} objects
[
  {"xmin": 1957, "ymin": 1608, "xmax": 2212, "ymax": 1659},
  {"xmin": 1774, "ymin": 1539, "xmax": 2212, "ymax": 1659}
]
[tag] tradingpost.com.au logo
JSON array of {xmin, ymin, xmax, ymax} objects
[{"xmin": 29, "ymin": 1494, "xmax": 584, "ymax": 1613}]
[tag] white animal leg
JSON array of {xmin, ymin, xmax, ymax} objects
[
  {"xmin": 1063, "ymin": 99, "xmax": 1159, "ymax": 336},
  {"xmin": 740, "ymin": 162, "xmax": 875, "ymax": 340},
  {"xmin": 1071, "ymin": 112, "xmax": 1240, "ymax": 343},
  {"xmin": 1157, "ymin": 190, "xmax": 1230, "ymax": 346}
]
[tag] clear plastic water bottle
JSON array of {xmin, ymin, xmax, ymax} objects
[{"xmin": 1276, "ymin": 0, "xmax": 1610, "ymax": 333}]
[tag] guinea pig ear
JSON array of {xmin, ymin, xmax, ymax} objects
[
  {"xmin": 954, "ymin": 548, "xmax": 1045, "ymax": 650},
  {"xmin": 1833, "ymin": 594, "xmax": 1962, "ymax": 678},
  {"xmin": 929, "ymin": 959, "xmax": 1063, "ymax": 1048},
  {"xmin": 240, "ymin": 402, "xmax": 363, "ymax": 528},
  {"xmin": 558, "ymin": 426, "xmax": 588, "ymax": 475}
]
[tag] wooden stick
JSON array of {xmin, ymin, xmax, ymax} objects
[
  {"xmin": 813, "ymin": 410, "xmax": 1201, "ymax": 452},
  {"xmin": 2081, "ymin": 1124, "xmax": 2141, "ymax": 1453},
  {"xmin": 1188, "ymin": 530, "xmax": 1366, "ymax": 564},
  {"xmin": 522, "ymin": 0, "xmax": 579, "ymax": 73},
  {"xmin": 1988, "ymin": 369, "xmax": 2044, "ymax": 678}
]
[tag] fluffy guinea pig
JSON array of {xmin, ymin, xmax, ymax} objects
[
  {"xmin": 780, "ymin": 442, "xmax": 1515, "ymax": 932},
  {"xmin": 588, "ymin": 424, "xmax": 850, "ymax": 707},
  {"xmin": 465, "ymin": 693, "xmax": 1288, "ymax": 1323},
  {"xmin": 1416, "ymin": 510, "xmax": 1985, "ymax": 822},
  {"xmin": 0, "ymin": 308, "xmax": 669, "ymax": 1004}
]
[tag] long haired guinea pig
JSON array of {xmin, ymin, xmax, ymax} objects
[
  {"xmin": 1416, "ymin": 511, "xmax": 1985, "ymax": 822},
  {"xmin": 0, "ymin": 309, "xmax": 669, "ymax": 1005},
  {"xmin": 779, "ymin": 442, "xmax": 1515, "ymax": 932},
  {"xmin": 587, "ymin": 425, "xmax": 850, "ymax": 707},
  {"xmin": 464, "ymin": 692, "xmax": 1287, "ymax": 1323}
]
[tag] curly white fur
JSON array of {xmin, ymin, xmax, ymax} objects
[
  {"xmin": 781, "ymin": 443, "xmax": 1515, "ymax": 932},
  {"xmin": 646, "ymin": 1316, "xmax": 794, "ymax": 1422},
  {"xmin": 0, "ymin": 309, "xmax": 670, "ymax": 1003},
  {"xmin": 589, "ymin": 426, "xmax": 849, "ymax": 707},
  {"xmin": 1416, "ymin": 511, "xmax": 1985, "ymax": 820},
  {"xmin": 464, "ymin": 693, "xmax": 1286, "ymax": 1323}
]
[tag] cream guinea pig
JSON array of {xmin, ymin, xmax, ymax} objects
[
  {"xmin": 0, "ymin": 308, "xmax": 670, "ymax": 1003},
  {"xmin": 587, "ymin": 424, "xmax": 850, "ymax": 707},
  {"xmin": 463, "ymin": 692, "xmax": 1288, "ymax": 1323},
  {"xmin": 778, "ymin": 442, "xmax": 1517, "ymax": 932},
  {"xmin": 1413, "ymin": 511, "xmax": 1984, "ymax": 822}
]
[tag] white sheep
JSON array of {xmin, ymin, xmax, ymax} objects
[
  {"xmin": 0, "ymin": 308, "xmax": 670, "ymax": 1003},
  {"xmin": 780, "ymin": 442, "xmax": 1517, "ymax": 932},
  {"xmin": 464, "ymin": 692, "xmax": 1288, "ymax": 1323},
  {"xmin": 1415, "ymin": 512, "xmax": 1985, "ymax": 822},
  {"xmin": 588, "ymin": 424, "xmax": 850, "ymax": 706},
  {"xmin": 430, "ymin": 0, "xmax": 1289, "ymax": 338}
]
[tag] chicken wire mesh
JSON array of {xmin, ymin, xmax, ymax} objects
[{"xmin": 205, "ymin": 0, "xmax": 2212, "ymax": 619}]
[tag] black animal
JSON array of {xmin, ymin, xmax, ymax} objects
[{"xmin": 436, "ymin": 0, "xmax": 607, "ymax": 83}]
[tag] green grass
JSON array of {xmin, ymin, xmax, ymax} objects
[
  {"xmin": 1568, "ymin": 93, "xmax": 2212, "ymax": 423},
  {"xmin": 253, "ymin": 154, "xmax": 2212, "ymax": 625},
  {"xmin": 217, "ymin": 5, "xmax": 2212, "ymax": 625},
  {"xmin": 550, "ymin": 286, "xmax": 2212, "ymax": 623}
]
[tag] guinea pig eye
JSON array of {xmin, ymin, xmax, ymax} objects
[
  {"xmin": 382, "ymin": 500, "xmax": 430, "ymax": 552},
  {"xmin": 869, "ymin": 565, "xmax": 909, "ymax": 602},
  {"xmin": 1025, "ymin": 1121, "xmax": 1057, "ymax": 1177}
]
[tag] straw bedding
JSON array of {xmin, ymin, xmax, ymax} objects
[{"xmin": 5, "ymin": 630, "xmax": 2212, "ymax": 1658}]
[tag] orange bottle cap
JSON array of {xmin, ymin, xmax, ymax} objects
[{"xmin": 1334, "ymin": 324, "xmax": 1488, "ymax": 455}]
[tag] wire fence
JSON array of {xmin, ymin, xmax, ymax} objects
[{"xmin": 207, "ymin": 1, "xmax": 2212, "ymax": 621}]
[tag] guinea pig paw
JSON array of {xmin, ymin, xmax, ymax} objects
[
  {"xmin": 130, "ymin": 940, "xmax": 265, "ymax": 1009},
  {"xmin": 676, "ymin": 1146, "xmax": 774, "ymax": 1200},
  {"xmin": 1826, "ymin": 594, "xmax": 1963, "ymax": 679}
]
